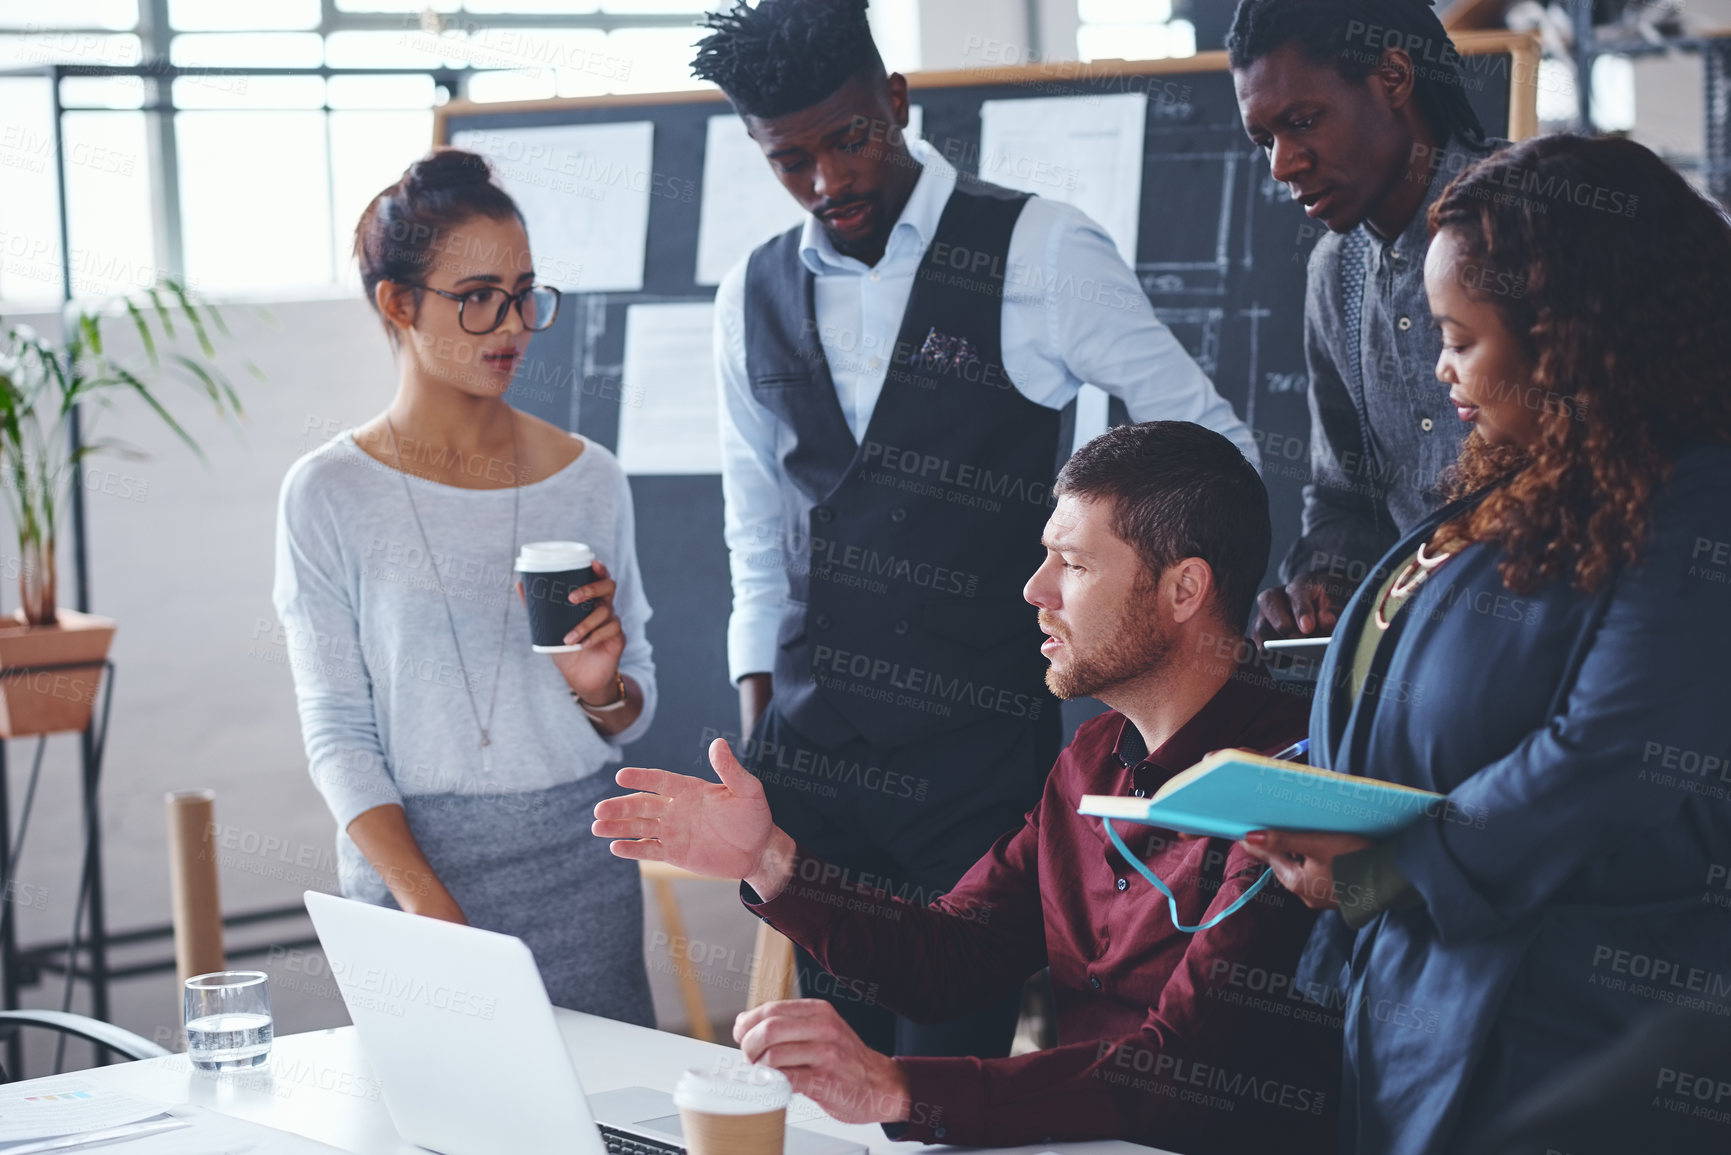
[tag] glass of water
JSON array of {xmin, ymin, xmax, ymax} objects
[{"xmin": 184, "ymin": 970, "xmax": 273, "ymax": 1071}]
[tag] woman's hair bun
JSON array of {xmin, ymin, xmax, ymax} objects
[
  {"xmin": 403, "ymin": 147, "xmax": 496, "ymax": 194},
  {"xmin": 353, "ymin": 146, "xmax": 525, "ymax": 345}
]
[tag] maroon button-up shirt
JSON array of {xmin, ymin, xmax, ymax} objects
[{"xmin": 747, "ymin": 663, "xmax": 1340, "ymax": 1154}]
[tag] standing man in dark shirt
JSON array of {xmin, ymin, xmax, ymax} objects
[
  {"xmin": 1229, "ymin": 0, "xmax": 1505, "ymax": 641},
  {"xmin": 698, "ymin": 0, "xmax": 1257, "ymax": 1060},
  {"xmin": 595, "ymin": 423, "xmax": 1337, "ymax": 1155}
]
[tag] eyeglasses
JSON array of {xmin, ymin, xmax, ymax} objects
[{"xmin": 418, "ymin": 283, "xmax": 562, "ymax": 334}]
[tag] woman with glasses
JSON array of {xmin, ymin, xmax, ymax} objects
[{"xmin": 272, "ymin": 147, "xmax": 657, "ymax": 1023}]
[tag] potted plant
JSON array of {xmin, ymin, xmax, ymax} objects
[{"xmin": 0, "ymin": 281, "xmax": 252, "ymax": 736}]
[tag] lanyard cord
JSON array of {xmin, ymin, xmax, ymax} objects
[{"xmin": 1104, "ymin": 820, "xmax": 1275, "ymax": 934}]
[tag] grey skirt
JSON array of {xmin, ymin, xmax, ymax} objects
[{"xmin": 336, "ymin": 772, "xmax": 654, "ymax": 1027}]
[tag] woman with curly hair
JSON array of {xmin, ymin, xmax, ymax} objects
[{"xmin": 1236, "ymin": 134, "xmax": 1731, "ymax": 1155}]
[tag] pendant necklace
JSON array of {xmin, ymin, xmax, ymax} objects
[
  {"xmin": 386, "ymin": 410, "xmax": 520, "ymax": 761},
  {"xmin": 1375, "ymin": 539, "xmax": 1458, "ymax": 631}
]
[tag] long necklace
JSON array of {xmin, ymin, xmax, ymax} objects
[
  {"xmin": 1374, "ymin": 539, "xmax": 1458, "ymax": 631},
  {"xmin": 385, "ymin": 410, "xmax": 519, "ymax": 753}
]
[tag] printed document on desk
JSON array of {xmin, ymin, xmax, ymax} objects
[
  {"xmin": 0, "ymin": 1081, "xmax": 182, "ymax": 1152},
  {"xmin": 105, "ymin": 1106, "xmax": 351, "ymax": 1153},
  {"xmin": 0, "ymin": 1079, "xmax": 348, "ymax": 1154}
]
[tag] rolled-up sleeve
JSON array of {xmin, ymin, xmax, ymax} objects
[
  {"xmin": 1007, "ymin": 200, "xmax": 1260, "ymax": 470},
  {"xmin": 1392, "ymin": 455, "xmax": 1731, "ymax": 943},
  {"xmin": 272, "ymin": 467, "xmax": 400, "ymax": 831}
]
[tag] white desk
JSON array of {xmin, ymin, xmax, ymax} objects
[{"xmin": 15, "ymin": 1013, "xmax": 1164, "ymax": 1155}]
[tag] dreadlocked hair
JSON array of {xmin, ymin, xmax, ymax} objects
[
  {"xmin": 1226, "ymin": 0, "xmax": 1485, "ymax": 145},
  {"xmin": 691, "ymin": 0, "xmax": 883, "ymax": 119}
]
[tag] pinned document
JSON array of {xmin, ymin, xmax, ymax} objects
[
  {"xmin": 452, "ymin": 122, "xmax": 655, "ymax": 293},
  {"xmin": 617, "ymin": 302, "xmax": 720, "ymax": 474},
  {"xmin": 978, "ymin": 93, "xmax": 1148, "ymax": 265}
]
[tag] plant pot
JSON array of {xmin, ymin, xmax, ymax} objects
[{"xmin": 0, "ymin": 608, "xmax": 115, "ymax": 737}]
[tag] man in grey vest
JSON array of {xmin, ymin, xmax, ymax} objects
[{"xmin": 698, "ymin": 0, "xmax": 1258, "ymax": 1060}]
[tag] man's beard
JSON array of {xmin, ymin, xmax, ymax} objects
[{"xmin": 1042, "ymin": 584, "xmax": 1172, "ymax": 700}]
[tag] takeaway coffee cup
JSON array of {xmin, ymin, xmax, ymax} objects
[
  {"xmin": 673, "ymin": 1062, "xmax": 791, "ymax": 1155},
  {"xmin": 515, "ymin": 541, "xmax": 600, "ymax": 653}
]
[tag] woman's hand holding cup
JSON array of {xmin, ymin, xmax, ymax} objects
[
  {"xmin": 547, "ymin": 560, "xmax": 627, "ymax": 701},
  {"xmin": 514, "ymin": 541, "xmax": 626, "ymax": 704}
]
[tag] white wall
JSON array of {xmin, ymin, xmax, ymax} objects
[{"xmin": 918, "ymin": 0, "xmax": 1034, "ymax": 69}]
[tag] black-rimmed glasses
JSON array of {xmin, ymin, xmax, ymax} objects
[{"xmin": 419, "ymin": 283, "xmax": 562, "ymax": 334}]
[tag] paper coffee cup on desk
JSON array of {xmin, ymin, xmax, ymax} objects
[
  {"xmin": 673, "ymin": 1063, "xmax": 791, "ymax": 1155},
  {"xmin": 515, "ymin": 541, "xmax": 600, "ymax": 653}
]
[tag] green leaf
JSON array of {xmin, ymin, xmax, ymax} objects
[
  {"xmin": 122, "ymin": 299, "xmax": 159, "ymax": 368},
  {"xmin": 111, "ymin": 363, "xmax": 202, "ymax": 460},
  {"xmin": 145, "ymin": 286, "xmax": 176, "ymax": 340},
  {"xmin": 166, "ymin": 281, "xmax": 215, "ymax": 358}
]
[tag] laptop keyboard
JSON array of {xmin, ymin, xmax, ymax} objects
[{"xmin": 599, "ymin": 1123, "xmax": 685, "ymax": 1155}]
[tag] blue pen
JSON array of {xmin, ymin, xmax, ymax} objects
[{"xmin": 1270, "ymin": 738, "xmax": 1310, "ymax": 762}]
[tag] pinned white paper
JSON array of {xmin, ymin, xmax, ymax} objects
[
  {"xmin": 452, "ymin": 121, "xmax": 655, "ymax": 293},
  {"xmin": 617, "ymin": 302, "xmax": 720, "ymax": 475},
  {"xmin": 978, "ymin": 93, "xmax": 1147, "ymax": 265}
]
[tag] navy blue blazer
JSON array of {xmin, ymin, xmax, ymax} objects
[{"xmin": 1301, "ymin": 443, "xmax": 1731, "ymax": 1155}]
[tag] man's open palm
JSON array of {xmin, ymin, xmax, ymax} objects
[{"xmin": 593, "ymin": 738, "xmax": 777, "ymax": 882}]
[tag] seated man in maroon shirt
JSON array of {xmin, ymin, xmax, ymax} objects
[{"xmin": 592, "ymin": 422, "xmax": 1340, "ymax": 1155}]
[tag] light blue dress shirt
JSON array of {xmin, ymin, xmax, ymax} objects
[{"xmin": 715, "ymin": 137, "xmax": 1260, "ymax": 683}]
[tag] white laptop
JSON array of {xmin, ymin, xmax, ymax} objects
[{"xmin": 303, "ymin": 891, "xmax": 867, "ymax": 1155}]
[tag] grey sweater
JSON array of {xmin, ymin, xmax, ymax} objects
[{"xmin": 271, "ymin": 431, "xmax": 657, "ymax": 832}]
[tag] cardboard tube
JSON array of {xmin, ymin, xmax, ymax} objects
[{"xmin": 165, "ymin": 790, "xmax": 225, "ymax": 986}]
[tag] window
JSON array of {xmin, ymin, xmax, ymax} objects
[
  {"xmin": 0, "ymin": 2, "xmax": 720, "ymax": 303},
  {"xmin": 1076, "ymin": 0, "xmax": 1197, "ymax": 63}
]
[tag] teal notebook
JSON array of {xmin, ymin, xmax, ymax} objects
[{"xmin": 1078, "ymin": 748, "xmax": 1445, "ymax": 839}]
